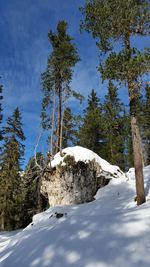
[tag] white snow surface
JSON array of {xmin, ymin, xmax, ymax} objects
[
  {"xmin": 51, "ymin": 146, "xmax": 123, "ymax": 178},
  {"xmin": 0, "ymin": 164, "xmax": 150, "ymax": 267}
]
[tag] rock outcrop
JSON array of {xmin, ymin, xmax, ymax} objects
[{"xmin": 40, "ymin": 146, "xmax": 123, "ymax": 207}]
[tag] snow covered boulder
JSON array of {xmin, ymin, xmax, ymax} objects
[{"xmin": 40, "ymin": 146, "xmax": 123, "ymax": 207}]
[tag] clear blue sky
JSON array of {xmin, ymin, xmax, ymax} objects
[{"xmin": 0, "ymin": 0, "xmax": 149, "ymax": 168}]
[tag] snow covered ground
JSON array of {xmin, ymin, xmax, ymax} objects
[{"xmin": 0, "ymin": 165, "xmax": 150, "ymax": 267}]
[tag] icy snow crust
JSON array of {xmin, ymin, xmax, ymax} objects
[
  {"xmin": 1, "ymin": 157, "xmax": 150, "ymax": 267},
  {"xmin": 51, "ymin": 146, "xmax": 123, "ymax": 178}
]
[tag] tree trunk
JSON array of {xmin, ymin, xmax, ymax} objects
[
  {"xmin": 129, "ymin": 90, "xmax": 146, "ymax": 205},
  {"xmin": 59, "ymin": 84, "xmax": 67, "ymax": 156},
  {"xmin": 59, "ymin": 111, "xmax": 63, "ymax": 156},
  {"xmin": 1, "ymin": 210, "xmax": 5, "ymax": 230},
  {"xmin": 55, "ymin": 84, "xmax": 62, "ymax": 153},
  {"xmin": 50, "ymin": 82, "xmax": 56, "ymax": 156},
  {"xmin": 125, "ymin": 33, "xmax": 145, "ymax": 205}
]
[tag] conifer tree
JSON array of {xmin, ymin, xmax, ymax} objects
[
  {"xmin": 78, "ymin": 89, "xmax": 105, "ymax": 156},
  {"xmin": 81, "ymin": 0, "xmax": 150, "ymax": 205},
  {"xmin": 41, "ymin": 20, "xmax": 81, "ymax": 155},
  {"xmin": 62, "ymin": 107, "xmax": 79, "ymax": 148},
  {"xmin": 144, "ymin": 84, "xmax": 150, "ymax": 165},
  {"xmin": 22, "ymin": 153, "xmax": 47, "ymax": 226},
  {"xmin": 125, "ymin": 113, "xmax": 134, "ymax": 169},
  {"xmin": 103, "ymin": 81, "xmax": 125, "ymax": 169},
  {"xmin": 126, "ymin": 90, "xmax": 145, "ymax": 168},
  {"xmin": 0, "ymin": 108, "xmax": 25, "ymax": 230},
  {"xmin": 0, "ymin": 80, "xmax": 3, "ymax": 150}
]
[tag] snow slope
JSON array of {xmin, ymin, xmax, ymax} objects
[{"xmin": 0, "ymin": 165, "xmax": 150, "ymax": 267}]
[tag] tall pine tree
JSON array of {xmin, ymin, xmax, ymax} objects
[
  {"xmin": 81, "ymin": 0, "xmax": 150, "ymax": 205},
  {"xmin": 125, "ymin": 111, "xmax": 134, "ymax": 169},
  {"xmin": 0, "ymin": 79, "xmax": 3, "ymax": 151},
  {"xmin": 0, "ymin": 108, "xmax": 25, "ymax": 230},
  {"xmin": 103, "ymin": 81, "xmax": 125, "ymax": 169},
  {"xmin": 62, "ymin": 107, "xmax": 79, "ymax": 148},
  {"xmin": 78, "ymin": 89, "xmax": 105, "ymax": 156},
  {"xmin": 22, "ymin": 152, "xmax": 47, "ymax": 226},
  {"xmin": 41, "ymin": 20, "xmax": 81, "ymax": 155},
  {"xmin": 144, "ymin": 84, "xmax": 150, "ymax": 165}
]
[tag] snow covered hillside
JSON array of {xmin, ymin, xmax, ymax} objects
[{"xmin": 0, "ymin": 166, "xmax": 150, "ymax": 267}]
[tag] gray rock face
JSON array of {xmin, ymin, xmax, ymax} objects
[{"xmin": 40, "ymin": 155, "xmax": 110, "ymax": 207}]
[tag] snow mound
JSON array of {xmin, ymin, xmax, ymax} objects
[
  {"xmin": 1, "ymin": 166, "xmax": 150, "ymax": 267},
  {"xmin": 51, "ymin": 146, "xmax": 123, "ymax": 178}
]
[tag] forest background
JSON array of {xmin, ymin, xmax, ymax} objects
[{"xmin": 0, "ymin": 0, "xmax": 150, "ymax": 230}]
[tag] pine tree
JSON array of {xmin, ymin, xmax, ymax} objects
[
  {"xmin": 125, "ymin": 111, "xmax": 134, "ymax": 169},
  {"xmin": 144, "ymin": 84, "xmax": 150, "ymax": 165},
  {"xmin": 62, "ymin": 107, "xmax": 73, "ymax": 148},
  {"xmin": 62, "ymin": 107, "xmax": 78, "ymax": 148},
  {"xmin": 0, "ymin": 108, "xmax": 26, "ymax": 230},
  {"xmin": 41, "ymin": 20, "xmax": 81, "ymax": 155},
  {"xmin": 103, "ymin": 81, "xmax": 125, "ymax": 169},
  {"xmin": 0, "ymin": 79, "xmax": 3, "ymax": 150},
  {"xmin": 81, "ymin": 0, "xmax": 150, "ymax": 205},
  {"xmin": 22, "ymin": 153, "xmax": 47, "ymax": 226},
  {"xmin": 125, "ymin": 90, "xmax": 145, "ymax": 168},
  {"xmin": 78, "ymin": 89, "xmax": 105, "ymax": 156}
]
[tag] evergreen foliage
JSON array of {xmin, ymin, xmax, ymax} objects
[
  {"xmin": 125, "ymin": 113, "xmax": 134, "ymax": 169},
  {"xmin": 62, "ymin": 107, "xmax": 80, "ymax": 148},
  {"xmin": 0, "ymin": 108, "xmax": 25, "ymax": 230},
  {"xmin": 0, "ymin": 79, "xmax": 3, "ymax": 149},
  {"xmin": 22, "ymin": 153, "xmax": 47, "ymax": 226},
  {"xmin": 78, "ymin": 89, "xmax": 105, "ymax": 156},
  {"xmin": 41, "ymin": 20, "xmax": 81, "ymax": 154},
  {"xmin": 143, "ymin": 84, "xmax": 150, "ymax": 164},
  {"xmin": 81, "ymin": 0, "xmax": 150, "ymax": 205},
  {"xmin": 103, "ymin": 81, "xmax": 125, "ymax": 169},
  {"xmin": 1, "ymin": 6, "xmax": 150, "ymax": 229}
]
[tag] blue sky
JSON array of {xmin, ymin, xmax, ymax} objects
[
  {"xmin": 0, "ymin": 0, "xmax": 149, "ymax": 168},
  {"xmin": 0, "ymin": 0, "xmax": 105, "ymax": 167}
]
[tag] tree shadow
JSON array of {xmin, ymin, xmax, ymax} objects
[
  {"xmin": 1, "ymin": 177, "xmax": 150, "ymax": 267},
  {"xmin": 144, "ymin": 168, "xmax": 150, "ymax": 196}
]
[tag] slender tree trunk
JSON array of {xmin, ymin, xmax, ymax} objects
[
  {"xmin": 36, "ymin": 178, "xmax": 42, "ymax": 213},
  {"xmin": 125, "ymin": 33, "xmax": 145, "ymax": 205},
  {"xmin": 1, "ymin": 195, "xmax": 6, "ymax": 230},
  {"xmin": 59, "ymin": 111, "xmax": 63, "ymax": 156},
  {"xmin": 55, "ymin": 83, "xmax": 62, "ymax": 153},
  {"xmin": 50, "ymin": 82, "xmax": 56, "ymax": 156},
  {"xmin": 1, "ymin": 210, "xmax": 5, "ymax": 230},
  {"xmin": 60, "ymin": 83, "xmax": 68, "ymax": 155},
  {"xmin": 109, "ymin": 132, "xmax": 113, "ymax": 163},
  {"xmin": 129, "ymin": 89, "xmax": 146, "ymax": 205}
]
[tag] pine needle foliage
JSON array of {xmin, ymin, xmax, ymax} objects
[
  {"xmin": 0, "ymin": 108, "xmax": 25, "ymax": 230},
  {"xmin": 78, "ymin": 89, "xmax": 105, "ymax": 156},
  {"xmin": 103, "ymin": 81, "xmax": 125, "ymax": 169},
  {"xmin": 0, "ymin": 79, "xmax": 3, "ymax": 149},
  {"xmin": 81, "ymin": 0, "xmax": 150, "ymax": 205},
  {"xmin": 41, "ymin": 20, "xmax": 81, "ymax": 154}
]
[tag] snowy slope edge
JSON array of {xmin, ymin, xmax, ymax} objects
[{"xmin": 1, "ymin": 166, "xmax": 150, "ymax": 267}]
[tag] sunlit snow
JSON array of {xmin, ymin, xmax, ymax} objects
[
  {"xmin": 0, "ymin": 148, "xmax": 150, "ymax": 267},
  {"xmin": 51, "ymin": 146, "xmax": 123, "ymax": 178}
]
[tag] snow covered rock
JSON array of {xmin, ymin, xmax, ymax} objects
[{"xmin": 40, "ymin": 146, "xmax": 123, "ymax": 207}]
